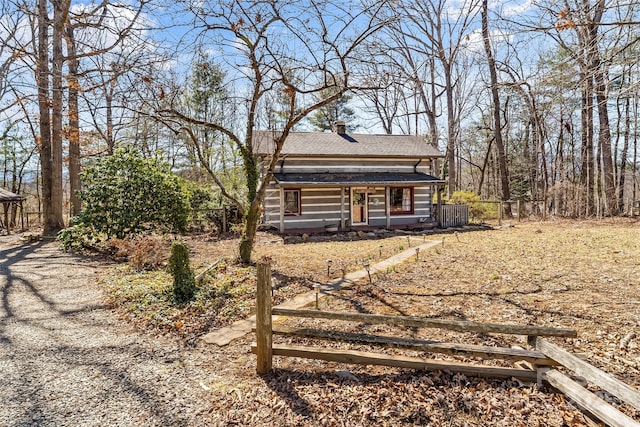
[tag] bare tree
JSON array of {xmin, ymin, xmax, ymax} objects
[
  {"xmin": 383, "ymin": 0, "xmax": 481, "ymax": 197},
  {"xmin": 49, "ymin": 0, "xmax": 72, "ymax": 231},
  {"xmin": 0, "ymin": 2, "xmax": 22, "ymax": 111},
  {"xmin": 65, "ymin": 23, "xmax": 81, "ymax": 216},
  {"xmin": 35, "ymin": 0, "xmax": 58, "ymax": 233},
  {"xmin": 355, "ymin": 62, "xmax": 405, "ymax": 135},
  {"xmin": 481, "ymin": 0, "xmax": 511, "ymax": 208},
  {"xmin": 154, "ymin": 0, "xmax": 386, "ymax": 262},
  {"xmin": 518, "ymin": 0, "xmax": 634, "ymax": 216},
  {"xmin": 65, "ymin": 2, "xmax": 151, "ymax": 216}
]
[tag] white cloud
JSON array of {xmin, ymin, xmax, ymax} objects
[
  {"xmin": 461, "ymin": 28, "xmax": 512, "ymax": 53},
  {"xmin": 443, "ymin": 0, "xmax": 482, "ymax": 21},
  {"xmin": 502, "ymin": 0, "xmax": 533, "ymax": 17}
]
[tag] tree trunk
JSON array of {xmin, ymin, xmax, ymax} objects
[
  {"xmin": 618, "ymin": 90, "xmax": 630, "ymax": 213},
  {"xmin": 37, "ymin": 0, "xmax": 54, "ymax": 234},
  {"xmin": 66, "ymin": 25, "xmax": 81, "ymax": 217},
  {"xmin": 580, "ymin": 73, "xmax": 594, "ymax": 216},
  {"xmin": 239, "ymin": 200, "xmax": 260, "ymax": 263},
  {"xmin": 238, "ymin": 142, "xmax": 260, "ymax": 263},
  {"xmin": 594, "ymin": 63, "xmax": 616, "ymax": 215},
  {"xmin": 10, "ymin": 151, "xmax": 18, "ymax": 226},
  {"xmin": 633, "ymin": 97, "xmax": 638, "ymax": 204},
  {"xmin": 482, "ymin": 0, "xmax": 511, "ymax": 211},
  {"xmin": 49, "ymin": 1, "xmax": 68, "ymax": 231},
  {"xmin": 428, "ymin": 58, "xmax": 438, "ymax": 146},
  {"xmin": 477, "ymin": 135, "xmax": 493, "ymax": 198},
  {"xmin": 595, "ymin": 130, "xmax": 603, "ymax": 217},
  {"xmin": 444, "ymin": 63, "xmax": 456, "ymax": 198},
  {"xmin": 106, "ymin": 85, "xmax": 114, "ymax": 155},
  {"xmin": 554, "ymin": 120, "xmax": 564, "ymax": 216}
]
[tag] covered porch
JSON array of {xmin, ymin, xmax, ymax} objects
[{"xmin": 270, "ymin": 172, "xmax": 444, "ymax": 233}]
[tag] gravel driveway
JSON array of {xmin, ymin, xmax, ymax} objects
[{"xmin": 0, "ymin": 239, "xmax": 243, "ymax": 427}]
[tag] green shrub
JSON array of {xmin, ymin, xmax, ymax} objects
[
  {"xmin": 448, "ymin": 190, "xmax": 480, "ymax": 205},
  {"xmin": 182, "ymin": 181, "xmax": 215, "ymax": 230},
  {"xmin": 448, "ymin": 190, "xmax": 496, "ymax": 222},
  {"xmin": 59, "ymin": 149, "xmax": 190, "ymax": 249},
  {"xmin": 58, "ymin": 224, "xmax": 108, "ymax": 251},
  {"xmin": 168, "ymin": 241, "xmax": 196, "ymax": 303},
  {"xmin": 181, "ymin": 182, "xmax": 243, "ymax": 233},
  {"xmin": 208, "ymin": 204, "xmax": 243, "ymax": 233}
]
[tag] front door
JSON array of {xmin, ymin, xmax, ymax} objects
[{"xmin": 351, "ymin": 188, "xmax": 368, "ymax": 225}]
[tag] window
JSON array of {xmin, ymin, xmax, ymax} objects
[
  {"xmin": 390, "ymin": 187, "xmax": 413, "ymax": 214},
  {"xmin": 284, "ymin": 189, "xmax": 301, "ymax": 215}
]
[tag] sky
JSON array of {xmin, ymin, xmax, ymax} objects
[{"xmin": 0, "ymin": 0, "xmax": 629, "ymax": 143}]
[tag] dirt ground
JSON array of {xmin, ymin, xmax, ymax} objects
[
  {"xmin": 192, "ymin": 218, "xmax": 640, "ymax": 425},
  {"xmin": 1, "ymin": 219, "xmax": 639, "ymax": 426}
]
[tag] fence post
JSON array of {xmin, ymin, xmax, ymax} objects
[
  {"xmin": 517, "ymin": 200, "xmax": 521, "ymax": 222},
  {"xmin": 498, "ymin": 202, "xmax": 503, "ymax": 226},
  {"xmin": 256, "ymin": 262, "xmax": 273, "ymax": 374}
]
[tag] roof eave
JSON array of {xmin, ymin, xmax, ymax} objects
[
  {"xmin": 258, "ymin": 153, "xmax": 445, "ymax": 159},
  {"xmin": 276, "ymin": 181, "xmax": 446, "ymax": 187}
]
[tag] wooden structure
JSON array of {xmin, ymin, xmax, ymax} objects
[
  {"xmin": 438, "ymin": 204, "xmax": 469, "ymax": 228},
  {"xmin": 534, "ymin": 338, "xmax": 640, "ymax": 427},
  {"xmin": 0, "ymin": 188, "xmax": 25, "ymax": 233},
  {"xmin": 255, "ymin": 125, "xmax": 446, "ymax": 233},
  {"xmin": 253, "ymin": 262, "xmax": 640, "ymax": 426}
]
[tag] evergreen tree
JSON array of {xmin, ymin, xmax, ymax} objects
[{"xmin": 308, "ymin": 90, "xmax": 359, "ymax": 132}]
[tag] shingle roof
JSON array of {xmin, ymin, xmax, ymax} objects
[
  {"xmin": 0, "ymin": 188, "xmax": 25, "ymax": 202},
  {"xmin": 274, "ymin": 172, "xmax": 444, "ymax": 186},
  {"xmin": 254, "ymin": 131, "xmax": 443, "ymax": 158}
]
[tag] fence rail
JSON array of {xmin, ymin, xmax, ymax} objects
[{"xmin": 253, "ymin": 261, "xmax": 640, "ymax": 426}]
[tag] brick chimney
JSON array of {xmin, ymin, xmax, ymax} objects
[{"xmin": 334, "ymin": 120, "xmax": 346, "ymax": 134}]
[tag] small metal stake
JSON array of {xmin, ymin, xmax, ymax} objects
[
  {"xmin": 364, "ymin": 262, "xmax": 371, "ymax": 283},
  {"xmin": 415, "ymin": 247, "xmax": 420, "ymax": 261},
  {"xmin": 326, "ymin": 259, "xmax": 332, "ymax": 279},
  {"xmin": 407, "ymin": 236, "xmax": 411, "ymax": 248}
]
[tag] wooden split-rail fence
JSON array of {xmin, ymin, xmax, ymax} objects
[{"xmin": 252, "ymin": 263, "xmax": 640, "ymax": 427}]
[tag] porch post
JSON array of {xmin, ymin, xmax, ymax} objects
[
  {"xmin": 340, "ymin": 186, "xmax": 345, "ymax": 229},
  {"xmin": 437, "ymin": 185, "xmax": 444, "ymax": 227},
  {"xmin": 4, "ymin": 203, "xmax": 9, "ymax": 235},
  {"xmin": 279, "ymin": 187, "xmax": 285, "ymax": 233},
  {"xmin": 385, "ymin": 186, "xmax": 391, "ymax": 229}
]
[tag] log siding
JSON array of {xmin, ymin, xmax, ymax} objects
[
  {"xmin": 263, "ymin": 165, "xmax": 437, "ymax": 232},
  {"xmin": 276, "ymin": 158, "xmax": 433, "ymax": 175}
]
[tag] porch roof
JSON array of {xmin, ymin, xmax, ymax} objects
[
  {"xmin": 0, "ymin": 188, "xmax": 25, "ymax": 202},
  {"xmin": 273, "ymin": 172, "xmax": 444, "ymax": 187}
]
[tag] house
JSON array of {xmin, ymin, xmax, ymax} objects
[{"xmin": 255, "ymin": 122, "xmax": 445, "ymax": 233}]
